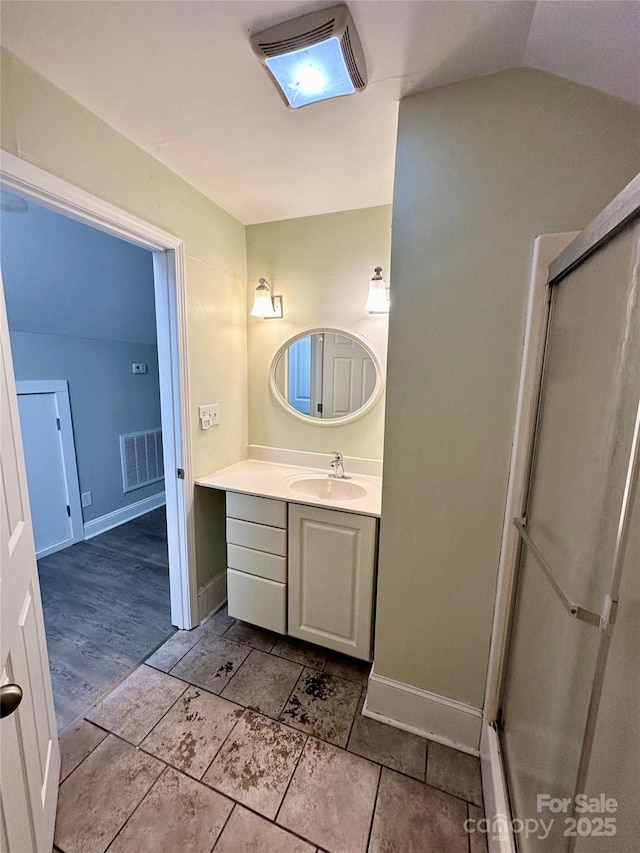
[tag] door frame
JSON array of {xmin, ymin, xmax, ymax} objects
[
  {"xmin": 481, "ymin": 172, "xmax": 640, "ymax": 853},
  {"xmin": 478, "ymin": 232, "xmax": 578, "ymax": 853},
  {"xmin": 0, "ymin": 150, "xmax": 197, "ymax": 629},
  {"xmin": 16, "ymin": 380, "xmax": 84, "ymax": 557}
]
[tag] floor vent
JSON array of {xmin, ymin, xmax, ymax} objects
[{"xmin": 120, "ymin": 429, "xmax": 163, "ymax": 493}]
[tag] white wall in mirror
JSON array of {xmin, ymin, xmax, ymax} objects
[{"xmin": 246, "ymin": 205, "xmax": 391, "ymax": 459}]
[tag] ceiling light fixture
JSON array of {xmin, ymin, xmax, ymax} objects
[
  {"xmin": 251, "ymin": 5, "xmax": 367, "ymax": 109},
  {"xmin": 250, "ymin": 278, "xmax": 283, "ymax": 319},
  {"xmin": 364, "ymin": 267, "xmax": 390, "ymax": 314}
]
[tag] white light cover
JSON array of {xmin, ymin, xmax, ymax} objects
[
  {"xmin": 364, "ymin": 277, "xmax": 390, "ymax": 313},
  {"xmin": 265, "ymin": 38, "xmax": 355, "ymax": 108},
  {"xmin": 250, "ymin": 288, "xmax": 278, "ymax": 318}
]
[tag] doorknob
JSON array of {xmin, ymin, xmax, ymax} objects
[{"xmin": 1, "ymin": 683, "xmax": 23, "ymax": 718}]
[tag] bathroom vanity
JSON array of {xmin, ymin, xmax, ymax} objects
[{"xmin": 196, "ymin": 453, "xmax": 381, "ymax": 661}]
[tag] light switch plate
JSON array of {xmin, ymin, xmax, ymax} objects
[{"xmin": 199, "ymin": 403, "xmax": 220, "ymax": 429}]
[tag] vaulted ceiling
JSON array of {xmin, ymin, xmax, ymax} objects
[{"xmin": 2, "ymin": 1, "xmax": 638, "ymax": 224}]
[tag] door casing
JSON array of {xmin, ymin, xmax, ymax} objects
[{"xmin": 0, "ymin": 150, "xmax": 197, "ymax": 629}]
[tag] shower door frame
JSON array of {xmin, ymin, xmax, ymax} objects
[{"xmin": 480, "ymin": 172, "xmax": 640, "ymax": 853}]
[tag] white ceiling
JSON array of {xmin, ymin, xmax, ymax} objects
[{"xmin": 1, "ymin": 1, "xmax": 638, "ymax": 225}]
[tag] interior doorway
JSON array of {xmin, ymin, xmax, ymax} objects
[{"xmin": 0, "ymin": 152, "xmax": 197, "ymax": 727}]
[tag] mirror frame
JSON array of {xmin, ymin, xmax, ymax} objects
[{"xmin": 269, "ymin": 327, "xmax": 385, "ymax": 426}]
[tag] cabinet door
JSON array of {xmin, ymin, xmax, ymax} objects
[{"xmin": 288, "ymin": 504, "xmax": 377, "ymax": 661}]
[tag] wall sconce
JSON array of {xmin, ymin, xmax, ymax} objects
[
  {"xmin": 250, "ymin": 278, "xmax": 283, "ymax": 318},
  {"xmin": 364, "ymin": 266, "xmax": 390, "ymax": 314}
]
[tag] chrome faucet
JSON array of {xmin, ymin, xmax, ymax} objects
[{"xmin": 329, "ymin": 452, "xmax": 350, "ymax": 480}]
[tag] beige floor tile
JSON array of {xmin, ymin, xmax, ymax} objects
[
  {"xmin": 214, "ymin": 805, "xmax": 315, "ymax": 853},
  {"xmin": 202, "ymin": 709, "xmax": 306, "ymax": 819},
  {"xmin": 369, "ymin": 767, "xmax": 469, "ymax": 853},
  {"xmin": 54, "ymin": 734, "xmax": 163, "ymax": 853},
  {"xmin": 324, "ymin": 651, "xmax": 371, "ymax": 685},
  {"xmin": 85, "ymin": 665, "xmax": 187, "ymax": 744},
  {"xmin": 271, "ymin": 636, "xmax": 328, "ymax": 670},
  {"xmin": 468, "ymin": 804, "xmax": 489, "ymax": 853},
  {"xmin": 221, "ymin": 649, "xmax": 303, "ymax": 717},
  {"xmin": 280, "ymin": 668, "xmax": 362, "ymax": 747},
  {"xmin": 108, "ymin": 767, "xmax": 232, "ymax": 853},
  {"xmin": 59, "ymin": 718, "xmax": 108, "ymax": 783},
  {"xmin": 426, "ymin": 741, "xmax": 483, "ymax": 806},
  {"xmin": 278, "ymin": 737, "xmax": 380, "ymax": 853},
  {"xmin": 141, "ymin": 686, "xmax": 244, "ymax": 778},
  {"xmin": 223, "ymin": 620, "xmax": 278, "ymax": 652},
  {"xmin": 202, "ymin": 604, "xmax": 236, "ymax": 636},
  {"xmin": 170, "ymin": 633, "xmax": 251, "ymax": 693},
  {"xmin": 145, "ymin": 625, "xmax": 207, "ymax": 672},
  {"xmin": 348, "ymin": 697, "xmax": 427, "ymax": 780}
]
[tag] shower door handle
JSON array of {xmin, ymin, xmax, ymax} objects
[{"xmin": 513, "ymin": 518, "xmax": 614, "ymax": 630}]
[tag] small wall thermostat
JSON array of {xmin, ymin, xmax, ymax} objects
[{"xmin": 132, "ymin": 363, "xmax": 147, "ymax": 374}]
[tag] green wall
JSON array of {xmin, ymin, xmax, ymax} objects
[
  {"xmin": 246, "ymin": 206, "xmax": 392, "ymax": 460},
  {"xmin": 376, "ymin": 68, "xmax": 640, "ymax": 708},
  {"xmin": 1, "ymin": 47, "xmax": 248, "ymax": 593}
]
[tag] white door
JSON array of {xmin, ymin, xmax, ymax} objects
[
  {"xmin": 321, "ymin": 333, "xmax": 375, "ymax": 418},
  {"xmin": 17, "ymin": 382, "xmax": 83, "ymax": 558},
  {"xmin": 287, "ymin": 336, "xmax": 312, "ymax": 415},
  {"xmin": 0, "ymin": 275, "xmax": 60, "ymax": 852}
]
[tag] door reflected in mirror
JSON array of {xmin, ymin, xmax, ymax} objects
[{"xmin": 271, "ymin": 330, "xmax": 383, "ymax": 425}]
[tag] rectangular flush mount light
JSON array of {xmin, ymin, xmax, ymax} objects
[{"xmin": 251, "ymin": 5, "xmax": 367, "ymax": 109}]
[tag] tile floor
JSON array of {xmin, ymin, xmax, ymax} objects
[{"xmin": 54, "ymin": 607, "xmax": 486, "ymax": 853}]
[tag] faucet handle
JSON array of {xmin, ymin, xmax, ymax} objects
[{"xmin": 331, "ymin": 451, "xmax": 343, "ymax": 462}]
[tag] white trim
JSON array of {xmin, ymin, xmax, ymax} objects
[
  {"xmin": 15, "ymin": 379, "xmax": 84, "ymax": 556},
  {"xmin": 482, "ymin": 232, "xmax": 579, "ymax": 726},
  {"xmin": 0, "ymin": 151, "xmax": 182, "ymax": 251},
  {"xmin": 364, "ymin": 668, "xmax": 482, "ymax": 755},
  {"xmin": 1, "ymin": 150, "xmax": 197, "ymax": 629},
  {"xmin": 84, "ymin": 491, "xmax": 166, "ymax": 540},
  {"xmin": 480, "ymin": 725, "xmax": 516, "ymax": 853},
  {"xmin": 197, "ymin": 572, "xmax": 228, "ymax": 622}
]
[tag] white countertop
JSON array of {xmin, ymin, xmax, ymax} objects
[{"xmin": 196, "ymin": 459, "xmax": 382, "ymax": 517}]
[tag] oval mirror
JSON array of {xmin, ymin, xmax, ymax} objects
[{"xmin": 270, "ymin": 328, "xmax": 384, "ymax": 425}]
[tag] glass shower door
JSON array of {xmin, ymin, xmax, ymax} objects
[{"xmin": 499, "ymin": 209, "xmax": 640, "ymax": 852}]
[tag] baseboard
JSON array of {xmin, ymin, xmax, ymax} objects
[
  {"xmin": 83, "ymin": 491, "xmax": 166, "ymax": 540},
  {"xmin": 363, "ymin": 668, "xmax": 482, "ymax": 756},
  {"xmin": 198, "ymin": 571, "xmax": 227, "ymax": 622},
  {"xmin": 480, "ymin": 724, "xmax": 516, "ymax": 853}
]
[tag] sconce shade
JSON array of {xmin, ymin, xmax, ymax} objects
[
  {"xmin": 251, "ymin": 278, "xmax": 283, "ymax": 318},
  {"xmin": 364, "ymin": 266, "xmax": 390, "ymax": 313}
]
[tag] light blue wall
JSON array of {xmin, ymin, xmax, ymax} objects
[{"xmin": 1, "ymin": 200, "xmax": 163, "ymax": 523}]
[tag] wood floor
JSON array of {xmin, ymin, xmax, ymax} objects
[{"xmin": 38, "ymin": 507, "xmax": 175, "ymax": 731}]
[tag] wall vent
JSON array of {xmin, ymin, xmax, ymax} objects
[{"xmin": 120, "ymin": 428, "xmax": 163, "ymax": 493}]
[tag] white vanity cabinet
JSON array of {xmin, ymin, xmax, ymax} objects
[
  {"xmin": 288, "ymin": 504, "xmax": 377, "ymax": 661},
  {"xmin": 226, "ymin": 492, "xmax": 288, "ymax": 634},
  {"xmin": 223, "ymin": 489, "xmax": 378, "ymax": 660}
]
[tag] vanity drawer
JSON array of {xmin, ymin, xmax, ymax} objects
[
  {"xmin": 227, "ymin": 492, "xmax": 287, "ymax": 528},
  {"xmin": 226, "ymin": 518, "xmax": 287, "ymax": 556},
  {"xmin": 227, "ymin": 569, "xmax": 286, "ymax": 634},
  {"xmin": 227, "ymin": 543, "xmax": 287, "ymax": 583}
]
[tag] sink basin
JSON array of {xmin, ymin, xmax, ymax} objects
[{"xmin": 288, "ymin": 477, "xmax": 367, "ymax": 501}]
